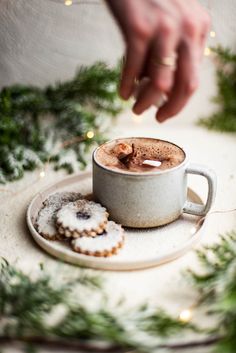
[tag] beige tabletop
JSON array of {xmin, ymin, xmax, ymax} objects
[
  {"xmin": 0, "ymin": 1, "xmax": 236, "ymax": 351},
  {"xmin": 1, "ymin": 108, "xmax": 236, "ymax": 353}
]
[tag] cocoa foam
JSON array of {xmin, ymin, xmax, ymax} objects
[{"xmin": 95, "ymin": 138, "xmax": 185, "ymax": 173}]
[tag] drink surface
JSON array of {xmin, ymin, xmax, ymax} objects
[{"xmin": 95, "ymin": 138, "xmax": 185, "ymax": 173}]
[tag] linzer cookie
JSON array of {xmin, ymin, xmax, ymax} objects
[
  {"xmin": 42, "ymin": 192, "xmax": 83, "ymax": 209},
  {"xmin": 56, "ymin": 199, "xmax": 109, "ymax": 238},
  {"xmin": 71, "ymin": 221, "xmax": 124, "ymax": 257},
  {"xmin": 36, "ymin": 192, "xmax": 83, "ymax": 240}
]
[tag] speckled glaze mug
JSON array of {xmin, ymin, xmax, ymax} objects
[{"xmin": 92, "ymin": 137, "xmax": 217, "ymax": 228}]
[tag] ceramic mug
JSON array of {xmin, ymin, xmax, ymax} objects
[{"xmin": 92, "ymin": 137, "xmax": 217, "ymax": 228}]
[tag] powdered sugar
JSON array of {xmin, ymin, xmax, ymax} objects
[
  {"xmin": 56, "ymin": 199, "xmax": 108, "ymax": 233},
  {"xmin": 36, "ymin": 192, "xmax": 83, "ymax": 239},
  {"xmin": 72, "ymin": 221, "xmax": 124, "ymax": 253}
]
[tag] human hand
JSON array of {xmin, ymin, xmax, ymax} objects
[{"xmin": 106, "ymin": 0, "xmax": 210, "ymax": 122}]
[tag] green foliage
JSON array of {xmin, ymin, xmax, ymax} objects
[
  {"xmin": 199, "ymin": 46, "xmax": 236, "ymax": 132},
  {"xmin": 1, "ymin": 231, "xmax": 236, "ymax": 352},
  {"xmin": 0, "ymin": 258, "xmax": 101, "ymax": 337},
  {"xmin": 189, "ymin": 231, "xmax": 236, "ymax": 353},
  {"xmin": 0, "ymin": 62, "xmax": 122, "ymax": 184},
  {"xmin": 0, "ymin": 258, "xmax": 194, "ymax": 352},
  {"xmin": 137, "ymin": 307, "xmax": 193, "ymax": 337}
]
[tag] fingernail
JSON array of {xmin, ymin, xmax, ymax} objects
[
  {"xmin": 119, "ymin": 82, "xmax": 133, "ymax": 100},
  {"xmin": 156, "ymin": 114, "xmax": 165, "ymax": 123},
  {"xmin": 119, "ymin": 88, "xmax": 130, "ymax": 100},
  {"xmin": 132, "ymin": 104, "xmax": 142, "ymax": 115}
]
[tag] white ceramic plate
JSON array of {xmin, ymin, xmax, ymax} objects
[{"xmin": 26, "ymin": 172, "xmax": 206, "ymax": 271}]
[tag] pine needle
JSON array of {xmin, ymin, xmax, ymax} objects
[{"xmin": 0, "ymin": 62, "xmax": 122, "ymax": 183}]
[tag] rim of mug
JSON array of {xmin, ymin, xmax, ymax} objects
[{"xmin": 93, "ymin": 137, "xmax": 188, "ymax": 177}]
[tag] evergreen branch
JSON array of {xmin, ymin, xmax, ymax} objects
[
  {"xmin": 0, "ymin": 62, "xmax": 122, "ymax": 184},
  {"xmin": 1, "ymin": 230, "xmax": 236, "ymax": 352},
  {"xmin": 189, "ymin": 231, "xmax": 236, "ymax": 297},
  {"xmin": 211, "ymin": 46, "xmax": 236, "ymax": 63},
  {"xmin": 0, "ymin": 334, "xmax": 222, "ymax": 352},
  {"xmin": 0, "ymin": 258, "xmax": 198, "ymax": 353},
  {"xmin": 0, "ymin": 336, "xmax": 124, "ymax": 352},
  {"xmin": 188, "ymin": 231, "xmax": 236, "ymax": 353},
  {"xmin": 198, "ymin": 46, "xmax": 236, "ymax": 132}
]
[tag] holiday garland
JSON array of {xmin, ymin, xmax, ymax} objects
[
  {"xmin": 0, "ymin": 230, "xmax": 235, "ymax": 353},
  {"xmin": 0, "ymin": 62, "xmax": 122, "ymax": 184},
  {"xmin": 199, "ymin": 46, "xmax": 236, "ymax": 132}
]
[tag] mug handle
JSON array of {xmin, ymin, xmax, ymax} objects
[{"xmin": 183, "ymin": 163, "xmax": 217, "ymax": 216}]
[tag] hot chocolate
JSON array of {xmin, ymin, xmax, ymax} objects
[{"xmin": 95, "ymin": 138, "xmax": 185, "ymax": 173}]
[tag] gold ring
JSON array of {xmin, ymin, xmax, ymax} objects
[{"xmin": 153, "ymin": 55, "xmax": 177, "ymax": 70}]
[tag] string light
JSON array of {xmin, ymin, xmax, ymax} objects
[
  {"xmin": 179, "ymin": 309, "xmax": 193, "ymax": 323},
  {"xmin": 207, "ymin": 0, "xmax": 217, "ymax": 39},
  {"xmin": 210, "ymin": 30, "xmax": 216, "ymax": 38},
  {"xmin": 86, "ymin": 131, "xmax": 95, "ymax": 139},
  {"xmin": 39, "ymin": 170, "xmax": 46, "ymax": 179},
  {"xmin": 204, "ymin": 0, "xmax": 217, "ymax": 61},
  {"xmin": 64, "ymin": 0, "xmax": 72, "ymax": 5},
  {"xmin": 204, "ymin": 47, "xmax": 211, "ymax": 57}
]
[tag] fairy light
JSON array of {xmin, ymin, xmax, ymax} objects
[
  {"xmin": 86, "ymin": 131, "xmax": 95, "ymax": 139},
  {"xmin": 39, "ymin": 170, "xmax": 46, "ymax": 179},
  {"xmin": 204, "ymin": 47, "xmax": 211, "ymax": 57},
  {"xmin": 210, "ymin": 30, "xmax": 216, "ymax": 38},
  {"xmin": 179, "ymin": 309, "xmax": 193, "ymax": 323},
  {"xmin": 207, "ymin": 0, "xmax": 217, "ymax": 39},
  {"xmin": 64, "ymin": 0, "xmax": 73, "ymax": 5},
  {"xmin": 204, "ymin": 0, "xmax": 217, "ymax": 61}
]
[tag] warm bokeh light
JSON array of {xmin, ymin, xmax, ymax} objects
[
  {"xmin": 204, "ymin": 47, "xmax": 211, "ymax": 57},
  {"xmin": 39, "ymin": 170, "xmax": 46, "ymax": 179},
  {"xmin": 179, "ymin": 309, "xmax": 193, "ymax": 323},
  {"xmin": 210, "ymin": 30, "xmax": 216, "ymax": 38},
  {"xmin": 64, "ymin": 0, "xmax": 73, "ymax": 6},
  {"xmin": 86, "ymin": 131, "xmax": 95, "ymax": 139}
]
